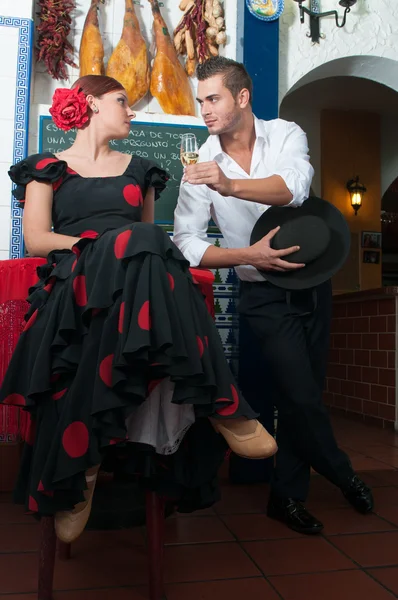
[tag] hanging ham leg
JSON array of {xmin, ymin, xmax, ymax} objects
[
  {"xmin": 148, "ymin": 0, "xmax": 195, "ymax": 116},
  {"xmin": 79, "ymin": 0, "xmax": 104, "ymax": 77},
  {"xmin": 106, "ymin": 0, "xmax": 150, "ymax": 107}
]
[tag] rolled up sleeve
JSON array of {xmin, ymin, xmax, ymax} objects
[
  {"xmin": 173, "ymin": 181, "xmax": 212, "ymax": 267},
  {"xmin": 272, "ymin": 122, "xmax": 314, "ymax": 207}
]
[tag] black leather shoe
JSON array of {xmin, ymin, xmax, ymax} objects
[
  {"xmin": 342, "ymin": 475, "xmax": 374, "ymax": 514},
  {"xmin": 267, "ymin": 495, "xmax": 324, "ymax": 535}
]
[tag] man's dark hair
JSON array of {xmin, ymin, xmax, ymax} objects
[{"xmin": 196, "ymin": 57, "xmax": 253, "ymax": 106}]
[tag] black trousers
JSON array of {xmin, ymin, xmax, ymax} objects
[{"xmin": 238, "ymin": 280, "xmax": 353, "ymax": 501}]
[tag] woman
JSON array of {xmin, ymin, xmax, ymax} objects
[{"xmin": 1, "ymin": 75, "xmax": 276, "ymax": 544}]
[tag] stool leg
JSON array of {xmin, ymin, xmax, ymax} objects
[
  {"xmin": 57, "ymin": 541, "xmax": 71, "ymax": 561},
  {"xmin": 146, "ymin": 491, "xmax": 165, "ymax": 600},
  {"xmin": 38, "ymin": 516, "xmax": 56, "ymax": 600}
]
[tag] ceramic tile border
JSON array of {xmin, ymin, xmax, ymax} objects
[{"xmin": 0, "ymin": 16, "xmax": 33, "ymax": 259}]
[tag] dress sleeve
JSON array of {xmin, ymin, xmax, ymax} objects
[
  {"xmin": 9, "ymin": 153, "xmax": 67, "ymax": 209},
  {"xmin": 129, "ymin": 158, "xmax": 169, "ymax": 201}
]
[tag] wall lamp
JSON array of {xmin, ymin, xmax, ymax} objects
[
  {"xmin": 347, "ymin": 176, "xmax": 366, "ymax": 216},
  {"xmin": 293, "ymin": 0, "xmax": 357, "ymax": 44}
]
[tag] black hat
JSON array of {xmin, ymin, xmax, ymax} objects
[{"xmin": 249, "ymin": 196, "xmax": 350, "ymax": 290}]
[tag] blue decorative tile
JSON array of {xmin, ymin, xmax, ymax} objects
[
  {"xmin": 207, "ymin": 232, "xmax": 240, "ymax": 363},
  {"xmin": 0, "ymin": 16, "xmax": 34, "ymax": 259}
]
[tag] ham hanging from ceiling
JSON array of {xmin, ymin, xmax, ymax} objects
[
  {"xmin": 148, "ymin": 0, "xmax": 195, "ymax": 116},
  {"xmin": 106, "ymin": 0, "xmax": 150, "ymax": 107},
  {"xmin": 79, "ymin": 0, "xmax": 105, "ymax": 77}
]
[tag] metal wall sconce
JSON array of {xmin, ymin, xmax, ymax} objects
[
  {"xmin": 347, "ymin": 176, "xmax": 366, "ymax": 216},
  {"xmin": 293, "ymin": 0, "xmax": 357, "ymax": 44}
]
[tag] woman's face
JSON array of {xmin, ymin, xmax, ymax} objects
[{"xmin": 92, "ymin": 89, "xmax": 135, "ymax": 139}]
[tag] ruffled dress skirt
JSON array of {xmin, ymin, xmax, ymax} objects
[{"xmin": 0, "ymin": 222, "xmax": 256, "ymax": 515}]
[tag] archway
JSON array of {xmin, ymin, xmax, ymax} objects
[
  {"xmin": 279, "ymin": 55, "xmax": 398, "ymax": 291},
  {"xmin": 280, "ymin": 55, "xmax": 398, "ymax": 198}
]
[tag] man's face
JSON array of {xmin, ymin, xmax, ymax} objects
[{"xmin": 197, "ymin": 74, "xmax": 242, "ymax": 136}]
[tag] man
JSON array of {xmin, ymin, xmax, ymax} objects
[{"xmin": 173, "ymin": 56, "xmax": 373, "ymax": 535}]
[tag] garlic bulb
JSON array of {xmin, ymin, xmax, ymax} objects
[
  {"xmin": 215, "ymin": 30, "xmax": 226, "ymax": 45},
  {"xmin": 215, "ymin": 16, "xmax": 224, "ymax": 28},
  {"xmin": 212, "ymin": 2, "xmax": 223, "ymax": 18},
  {"xmin": 206, "ymin": 26, "xmax": 217, "ymax": 38}
]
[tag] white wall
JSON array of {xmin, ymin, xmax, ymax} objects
[
  {"xmin": 279, "ymin": 0, "xmax": 398, "ymax": 101},
  {"xmin": 1, "ymin": 0, "xmax": 33, "ymax": 19}
]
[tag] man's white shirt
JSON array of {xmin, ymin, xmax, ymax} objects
[{"xmin": 173, "ymin": 116, "xmax": 314, "ymax": 282}]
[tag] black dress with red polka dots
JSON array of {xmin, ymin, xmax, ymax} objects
[{"xmin": 0, "ymin": 152, "xmax": 256, "ymax": 516}]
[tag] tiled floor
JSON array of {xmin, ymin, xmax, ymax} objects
[{"xmin": 1, "ymin": 415, "xmax": 398, "ymax": 599}]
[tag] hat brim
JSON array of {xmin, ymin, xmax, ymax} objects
[{"xmin": 250, "ymin": 197, "xmax": 351, "ymax": 290}]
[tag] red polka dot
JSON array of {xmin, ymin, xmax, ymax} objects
[
  {"xmin": 148, "ymin": 379, "xmax": 162, "ymax": 395},
  {"xmin": 52, "ymin": 388, "xmax": 67, "ymax": 400},
  {"xmin": 36, "ymin": 157, "xmax": 59, "ymax": 170},
  {"xmin": 23, "ymin": 309, "xmax": 38, "ymax": 331},
  {"xmin": 50, "ymin": 373, "xmax": 60, "ymax": 383},
  {"xmin": 43, "ymin": 277, "xmax": 55, "ymax": 293},
  {"xmin": 114, "ymin": 229, "xmax": 132, "ymax": 259},
  {"xmin": 62, "ymin": 421, "xmax": 89, "ymax": 458},
  {"xmin": 67, "ymin": 167, "xmax": 77, "ymax": 175},
  {"xmin": 72, "ymin": 245, "xmax": 81, "ymax": 258},
  {"xmin": 71, "ymin": 259, "xmax": 77, "ymax": 272},
  {"xmin": 138, "ymin": 301, "xmax": 151, "ymax": 330},
  {"xmin": 204, "ymin": 336, "xmax": 209, "ymax": 347},
  {"xmin": 37, "ymin": 481, "xmax": 54, "ymax": 498},
  {"xmin": 197, "ymin": 336, "xmax": 204, "ymax": 358},
  {"xmin": 167, "ymin": 273, "xmax": 175, "ymax": 291},
  {"xmin": 118, "ymin": 301, "xmax": 125, "ymax": 334},
  {"xmin": 80, "ymin": 230, "xmax": 98, "ymax": 239},
  {"xmin": 28, "ymin": 496, "xmax": 38, "ymax": 512},
  {"xmin": 3, "ymin": 393, "xmax": 26, "ymax": 406},
  {"xmin": 216, "ymin": 384, "xmax": 240, "ymax": 417},
  {"xmin": 73, "ymin": 275, "xmax": 88, "ymax": 307},
  {"xmin": 123, "ymin": 184, "xmax": 143, "ymax": 207},
  {"xmin": 99, "ymin": 354, "xmax": 114, "ymax": 387},
  {"xmin": 231, "ymin": 385, "xmax": 239, "ymax": 404},
  {"xmin": 52, "ymin": 177, "xmax": 63, "ymax": 192}
]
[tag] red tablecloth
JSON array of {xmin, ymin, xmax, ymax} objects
[{"xmin": 0, "ymin": 258, "xmax": 215, "ymax": 440}]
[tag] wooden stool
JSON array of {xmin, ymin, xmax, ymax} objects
[{"xmin": 38, "ymin": 490, "xmax": 165, "ymax": 600}]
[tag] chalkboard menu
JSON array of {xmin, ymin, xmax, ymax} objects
[{"xmin": 39, "ymin": 116, "xmax": 209, "ymax": 224}]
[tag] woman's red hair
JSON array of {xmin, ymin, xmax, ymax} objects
[{"xmin": 72, "ymin": 75, "xmax": 124, "ymax": 98}]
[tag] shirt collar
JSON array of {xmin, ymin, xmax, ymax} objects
[{"xmin": 207, "ymin": 114, "xmax": 267, "ymax": 160}]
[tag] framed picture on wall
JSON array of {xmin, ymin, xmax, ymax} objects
[
  {"xmin": 363, "ymin": 250, "xmax": 380, "ymax": 264},
  {"xmin": 361, "ymin": 231, "xmax": 382, "ymax": 249}
]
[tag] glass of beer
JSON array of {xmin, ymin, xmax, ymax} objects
[{"xmin": 180, "ymin": 133, "xmax": 199, "ymax": 167}]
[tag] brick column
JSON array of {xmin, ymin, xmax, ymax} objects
[{"xmin": 325, "ymin": 291, "xmax": 397, "ymax": 429}]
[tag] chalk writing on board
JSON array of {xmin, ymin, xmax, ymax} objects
[{"xmin": 40, "ymin": 117, "xmax": 209, "ymax": 223}]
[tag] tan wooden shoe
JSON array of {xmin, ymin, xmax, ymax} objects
[
  {"xmin": 212, "ymin": 420, "xmax": 277, "ymax": 459},
  {"xmin": 55, "ymin": 465, "xmax": 100, "ymax": 544}
]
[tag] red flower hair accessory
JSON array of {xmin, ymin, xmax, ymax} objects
[{"xmin": 49, "ymin": 87, "xmax": 89, "ymax": 132}]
